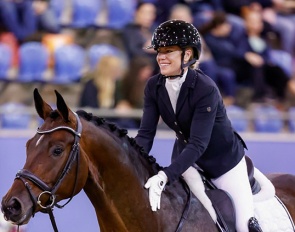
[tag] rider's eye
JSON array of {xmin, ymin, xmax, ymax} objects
[{"xmin": 53, "ymin": 147, "xmax": 63, "ymax": 156}]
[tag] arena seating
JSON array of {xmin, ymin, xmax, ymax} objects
[
  {"xmin": 106, "ymin": 0, "xmax": 135, "ymax": 29},
  {"xmin": 71, "ymin": 0, "xmax": 102, "ymax": 28},
  {"xmin": 288, "ymin": 107, "xmax": 295, "ymax": 133},
  {"xmin": 253, "ymin": 105, "xmax": 284, "ymax": 133},
  {"xmin": 18, "ymin": 42, "xmax": 49, "ymax": 82},
  {"xmin": 226, "ymin": 105, "xmax": 249, "ymax": 132},
  {"xmin": 0, "ymin": 43, "xmax": 12, "ymax": 80},
  {"xmin": 53, "ymin": 44, "xmax": 86, "ymax": 84},
  {"xmin": 88, "ymin": 43, "xmax": 121, "ymax": 70},
  {"xmin": 0, "ymin": 102, "xmax": 31, "ymax": 129}
]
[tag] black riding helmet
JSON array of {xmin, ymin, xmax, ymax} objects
[{"xmin": 147, "ymin": 20, "xmax": 202, "ymax": 78}]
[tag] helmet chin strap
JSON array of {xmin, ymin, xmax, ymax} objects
[
  {"xmin": 182, "ymin": 58, "xmax": 197, "ymax": 68},
  {"xmin": 163, "ymin": 51, "xmax": 196, "ymax": 80},
  {"xmin": 163, "ymin": 69, "xmax": 184, "ymax": 80}
]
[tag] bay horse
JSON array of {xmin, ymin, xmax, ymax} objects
[
  {"xmin": 1, "ymin": 89, "xmax": 218, "ymax": 231},
  {"xmin": 2, "ymin": 89, "xmax": 295, "ymax": 231}
]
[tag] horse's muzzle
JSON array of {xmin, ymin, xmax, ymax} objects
[{"xmin": 1, "ymin": 196, "xmax": 32, "ymax": 225}]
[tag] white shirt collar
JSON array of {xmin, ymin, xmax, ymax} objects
[
  {"xmin": 165, "ymin": 69, "xmax": 188, "ymax": 84},
  {"xmin": 165, "ymin": 70, "xmax": 188, "ymax": 112}
]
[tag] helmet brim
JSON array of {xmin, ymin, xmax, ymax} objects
[{"xmin": 144, "ymin": 45, "xmax": 154, "ymax": 50}]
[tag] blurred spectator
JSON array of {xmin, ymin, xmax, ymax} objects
[
  {"xmin": 273, "ymin": 0, "xmax": 295, "ymax": 14},
  {"xmin": 199, "ymin": 47, "xmax": 237, "ymax": 106},
  {"xmin": 153, "ymin": 0, "xmax": 179, "ymax": 25},
  {"xmin": 116, "ymin": 56, "xmax": 154, "ymax": 128},
  {"xmin": 179, "ymin": 0, "xmax": 244, "ymax": 31},
  {"xmin": 121, "ymin": 2, "xmax": 158, "ymax": 74},
  {"xmin": 201, "ymin": 11, "xmax": 295, "ymax": 106},
  {"xmin": 169, "ymin": 3, "xmax": 194, "ymax": 23},
  {"xmin": 169, "ymin": 3, "xmax": 236, "ymax": 105},
  {"xmin": 222, "ymin": 0, "xmax": 295, "ymax": 56},
  {"xmin": 200, "ymin": 11, "xmax": 256, "ymax": 105},
  {"xmin": 183, "ymin": 0, "xmax": 224, "ymax": 28},
  {"xmin": 271, "ymin": 0, "xmax": 295, "ymax": 55},
  {"xmin": 79, "ymin": 55, "xmax": 124, "ymax": 108},
  {"xmin": 242, "ymin": 8, "xmax": 295, "ymax": 103},
  {"xmin": 256, "ymin": 1, "xmax": 295, "ymax": 55},
  {"xmin": 0, "ymin": 0, "xmax": 37, "ymax": 42},
  {"xmin": 32, "ymin": 0, "xmax": 60, "ymax": 33},
  {"xmin": 118, "ymin": 56, "xmax": 153, "ymax": 109}
]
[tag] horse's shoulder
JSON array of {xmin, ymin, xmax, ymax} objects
[{"xmin": 164, "ymin": 179, "xmax": 191, "ymax": 201}]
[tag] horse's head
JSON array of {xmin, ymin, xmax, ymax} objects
[{"xmin": 1, "ymin": 89, "xmax": 89, "ymax": 226}]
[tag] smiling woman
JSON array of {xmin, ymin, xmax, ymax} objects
[{"xmin": 135, "ymin": 19, "xmax": 265, "ymax": 231}]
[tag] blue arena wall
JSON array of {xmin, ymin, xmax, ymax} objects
[{"xmin": 0, "ymin": 130, "xmax": 295, "ymax": 232}]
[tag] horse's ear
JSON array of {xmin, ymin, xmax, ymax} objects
[
  {"xmin": 55, "ymin": 90, "xmax": 70, "ymax": 122},
  {"xmin": 34, "ymin": 88, "xmax": 53, "ymax": 120}
]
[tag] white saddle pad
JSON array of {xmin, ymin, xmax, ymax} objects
[
  {"xmin": 255, "ymin": 196, "xmax": 295, "ymax": 232},
  {"xmin": 253, "ymin": 168, "xmax": 295, "ymax": 232}
]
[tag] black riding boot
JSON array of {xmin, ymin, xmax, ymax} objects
[{"xmin": 248, "ymin": 217, "xmax": 263, "ymax": 232}]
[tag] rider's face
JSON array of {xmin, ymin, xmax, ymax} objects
[{"xmin": 156, "ymin": 46, "xmax": 182, "ymax": 76}]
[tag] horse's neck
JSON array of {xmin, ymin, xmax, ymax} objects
[
  {"xmin": 83, "ymin": 175, "xmax": 130, "ymax": 232},
  {"xmin": 82, "ymin": 126, "xmax": 154, "ymax": 231}
]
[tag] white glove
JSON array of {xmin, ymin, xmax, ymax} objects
[{"xmin": 144, "ymin": 170, "xmax": 168, "ymax": 211}]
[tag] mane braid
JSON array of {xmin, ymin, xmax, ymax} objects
[{"xmin": 76, "ymin": 110, "xmax": 162, "ymax": 173}]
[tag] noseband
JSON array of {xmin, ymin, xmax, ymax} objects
[{"xmin": 15, "ymin": 112, "xmax": 82, "ymax": 232}]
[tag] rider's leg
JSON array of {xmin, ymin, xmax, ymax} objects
[
  {"xmin": 182, "ymin": 166, "xmax": 217, "ymax": 222},
  {"xmin": 211, "ymin": 156, "xmax": 262, "ymax": 232}
]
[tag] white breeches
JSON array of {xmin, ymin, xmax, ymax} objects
[
  {"xmin": 182, "ymin": 156, "xmax": 254, "ymax": 232},
  {"xmin": 182, "ymin": 166, "xmax": 217, "ymax": 222},
  {"xmin": 211, "ymin": 156, "xmax": 254, "ymax": 232}
]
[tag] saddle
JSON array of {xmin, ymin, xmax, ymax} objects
[{"xmin": 200, "ymin": 156, "xmax": 261, "ymax": 232}]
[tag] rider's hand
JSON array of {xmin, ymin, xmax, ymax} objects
[{"xmin": 144, "ymin": 170, "xmax": 168, "ymax": 211}]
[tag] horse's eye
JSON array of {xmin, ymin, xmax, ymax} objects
[{"xmin": 53, "ymin": 147, "xmax": 63, "ymax": 156}]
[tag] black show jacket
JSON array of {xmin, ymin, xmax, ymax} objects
[{"xmin": 135, "ymin": 68, "xmax": 245, "ymax": 183}]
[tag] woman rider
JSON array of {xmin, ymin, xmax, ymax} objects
[{"xmin": 135, "ymin": 19, "xmax": 263, "ymax": 232}]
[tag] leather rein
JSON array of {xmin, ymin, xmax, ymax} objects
[{"xmin": 15, "ymin": 112, "xmax": 82, "ymax": 232}]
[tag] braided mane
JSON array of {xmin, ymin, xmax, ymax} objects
[{"xmin": 76, "ymin": 110, "xmax": 162, "ymax": 173}]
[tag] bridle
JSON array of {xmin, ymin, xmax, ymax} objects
[{"xmin": 15, "ymin": 112, "xmax": 82, "ymax": 232}]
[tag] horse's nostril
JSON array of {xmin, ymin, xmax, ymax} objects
[{"xmin": 3, "ymin": 198, "xmax": 22, "ymax": 220}]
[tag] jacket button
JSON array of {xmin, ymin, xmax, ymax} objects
[
  {"xmin": 179, "ymin": 131, "xmax": 183, "ymax": 134},
  {"xmin": 174, "ymin": 122, "xmax": 178, "ymax": 125},
  {"xmin": 184, "ymin": 140, "xmax": 188, "ymax": 143}
]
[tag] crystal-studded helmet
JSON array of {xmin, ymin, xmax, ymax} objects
[{"xmin": 148, "ymin": 19, "xmax": 202, "ymax": 59}]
